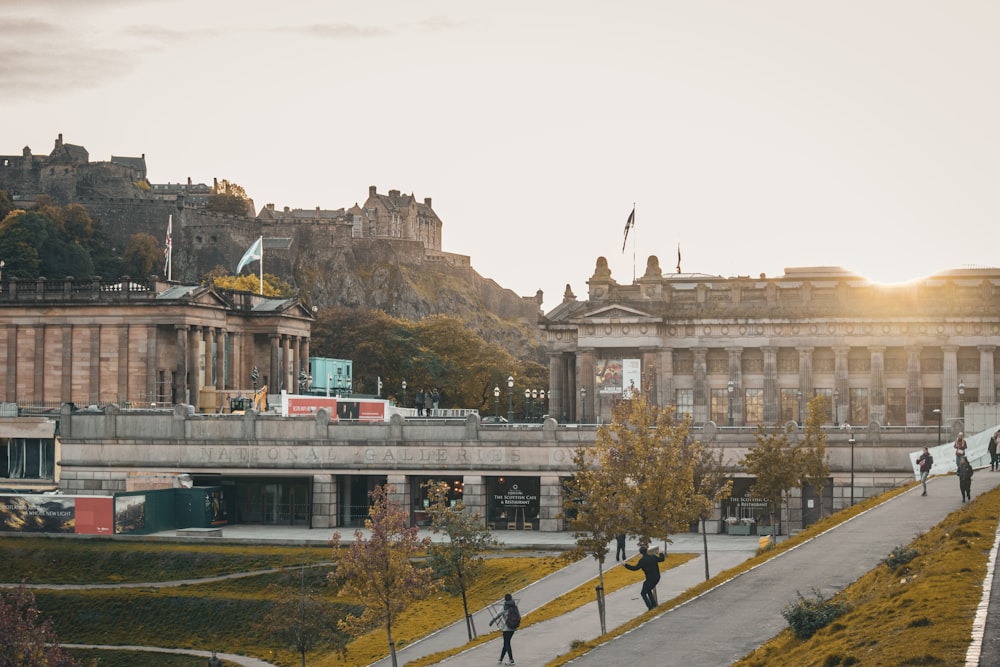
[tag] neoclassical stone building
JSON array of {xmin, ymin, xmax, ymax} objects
[{"xmin": 541, "ymin": 257, "xmax": 999, "ymax": 430}]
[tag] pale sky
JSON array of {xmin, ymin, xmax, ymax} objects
[{"xmin": 3, "ymin": 1, "xmax": 999, "ymax": 311}]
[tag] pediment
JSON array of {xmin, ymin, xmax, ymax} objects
[{"xmin": 583, "ymin": 304, "xmax": 654, "ymax": 320}]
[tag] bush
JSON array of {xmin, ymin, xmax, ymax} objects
[
  {"xmin": 881, "ymin": 545, "xmax": 919, "ymax": 570},
  {"xmin": 781, "ymin": 588, "xmax": 851, "ymax": 640}
]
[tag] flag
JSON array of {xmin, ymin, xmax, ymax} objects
[
  {"xmin": 622, "ymin": 206, "xmax": 635, "ymax": 252},
  {"xmin": 676, "ymin": 243, "xmax": 682, "ymax": 273},
  {"xmin": 236, "ymin": 236, "xmax": 262, "ymax": 273},
  {"xmin": 163, "ymin": 215, "xmax": 172, "ymax": 279}
]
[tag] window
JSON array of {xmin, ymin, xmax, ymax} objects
[
  {"xmin": 710, "ymin": 388, "xmax": 728, "ymax": 424},
  {"xmin": 744, "ymin": 388, "xmax": 763, "ymax": 425},
  {"xmin": 779, "ymin": 389, "xmax": 798, "ymax": 423},
  {"xmin": 886, "ymin": 388, "xmax": 906, "ymax": 426},
  {"xmin": 850, "ymin": 388, "xmax": 869, "ymax": 425},
  {"xmin": 675, "ymin": 389, "xmax": 693, "ymax": 420},
  {"xmin": 0, "ymin": 438, "xmax": 56, "ymax": 480}
]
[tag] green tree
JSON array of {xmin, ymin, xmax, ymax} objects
[
  {"xmin": 740, "ymin": 396, "xmax": 829, "ymax": 538},
  {"xmin": 331, "ymin": 484, "xmax": 436, "ymax": 667},
  {"xmin": 122, "ymin": 233, "xmax": 162, "ymax": 279},
  {"xmin": 0, "ymin": 585, "xmax": 80, "ymax": 666},
  {"xmin": 259, "ymin": 571, "xmax": 347, "ymax": 667},
  {"xmin": 424, "ymin": 479, "xmax": 500, "ymax": 641},
  {"xmin": 206, "ymin": 179, "xmax": 251, "ymax": 215},
  {"xmin": 691, "ymin": 445, "xmax": 733, "ymax": 580},
  {"xmin": 0, "ymin": 210, "xmax": 93, "ymax": 279}
]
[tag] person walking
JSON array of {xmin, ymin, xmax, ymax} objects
[
  {"xmin": 989, "ymin": 430, "xmax": 999, "ymax": 471},
  {"xmin": 958, "ymin": 455, "xmax": 974, "ymax": 502},
  {"xmin": 917, "ymin": 447, "xmax": 933, "ymax": 496},
  {"xmin": 615, "ymin": 533, "xmax": 627, "ymax": 562},
  {"xmin": 623, "ymin": 544, "xmax": 665, "ymax": 610},
  {"xmin": 489, "ymin": 592, "xmax": 519, "ymax": 665},
  {"xmin": 415, "ymin": 389, "xmax": 425, "ymax": 416},
  {"xmin": 431, "ymin": 388, "xmax": 440, "ymax": 416},
  {"xmin": 954, "ymin": 432, "xmax": 967, "ymax": 469},
  {"xmin": 208, "ymin": 651, "xmax": 223, "ymax": 667}
]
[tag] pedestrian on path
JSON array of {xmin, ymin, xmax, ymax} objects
[
  {"xmin": 208, "ymin": 651, "xmax": 223, "ymax": 667},
  {"xmin": 954, "ymin": 432, "xmax": 968, "ymax": 469},
  {"xmin": 989, "ymin": 431, "xmax": 999, "ymax": 471},
  {"xmin": 623, "ymin": 545, "xmax": 665, "ymax": 610},
  {"xmin": 615, "ymin": 533, "xmax": 626, "ymax": 562},
  {"xmin": 489, "ymin": 592, "xmax": 519, "ymax": 665},
  {"xmin": 958, "ymin": 455, "xmax": 974, "ymax": 502},
  {"xmin": 917, "ymin": 447, "xmax": 933, "ymax": 496}
]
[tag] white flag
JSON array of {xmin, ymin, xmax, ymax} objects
[{"xmin": 236, "ymin": 236, "xmax": 262, "ymax": 273}]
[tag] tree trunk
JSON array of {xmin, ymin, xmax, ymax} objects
[{"xmin": 700, "ymin": 516, "xmax": 710, "ymax": 580}]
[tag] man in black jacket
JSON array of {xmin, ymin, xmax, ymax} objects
[{"xmin": 624, "ymin": 545, "xmax": 665, "ymax": 610}]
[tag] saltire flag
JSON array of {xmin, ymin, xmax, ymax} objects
[
  {"xmin": 676, "ymin": 243, "xmax": 682, "ymax": 273},
  {"xmin": 622, "ymin": 206, "xmax": 635, "ymax": 252},
  {"xmin": 163, "ymin": 214, "xmax": 172, "ymax": 279},
  {"xmin": 236, "ymin": 236, "xmax": 263, "ymax": 273}
]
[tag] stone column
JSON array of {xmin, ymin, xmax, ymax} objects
[
  {"xmin": 311, "ymin": 474, "xmax": 337, "ymax": 529},
  {"xmin": 547, "ymin": 353, "xmax": 563, "ymax": 422},
  {"xmin": 118, "ymin": 325, "xmax": 130, "ymax": 405},
  {"xmin": 269, "ymin": 334, "xmax": 281, "ymax": 394},
  {"xmin": 174, "ymin": 325, "xmax": 188, "ymax": 406},
  {"xmin": 640, "ymin": 347, "xmax": 659, "ymax": 404},
  {"xmin": 90, "ymin": 325, "xmax": 101, "ymax": 405},
  {"xmin": 905, "ymin": 346, "xmax": 923, "ymax": 426},
  {"xmin": 462, "ymin": 475, "xmax": 487, "ymax": 528},
  {"xmin": 61, "ymin": 325, "xmax": 73, "ymax": 404},
  {"xmin": 539, "ymin": 475, "xmax": 564, "ymax": 532},
  {"xmin": 979, "ymin": 345, "xmax": 996, "ymax": 404},
  {"xmin": 762, "ymin": 346, "xmax": 778, "ymax": 424},
  {"xmin": 658, "ymin": 347, "xmax": 674, "ymax": 408},
  {"xmin": 281, "ymin": 335, "xmax": 292, "ymax": 394},
  {"xmin": 386, "ymin": 474, "xmax": 411, "ymax": 522},
  {"xmin": 146, "ymin": 325, "xmax": 158, "ymax": 404},
  {"xmin": 942, "ymin": 345, "xmax": 959, "ymax": 422},
  {"xmin": 33, "ymin": 325, "xmax": 46, "ymax": 404},
  {"xmin": 727, "ymin": 347, "xmax": 743, "ymax": 425},
  {"xmin": 188, "ymin": 326, "xmax": 201, "ymax": 408},
  {"xmin": 692, "ymin": 347, "xmax": 707, "ymax": 425},
  {"xmin": 215, "ymin": 329, "xmax": 226, "ymax": 391},
  {"xmin": 834, "ymin": 346, "xmax": 849, "ymax": 426},
  {"xmin": 869, "ymin": 347, "xmax": 886, "ymax": 426},
  {"xmin": 577, "ymin": 348, "xmax": 595, "ymax": 422},
  {"xmin": 4, "ymin": 324, "xmax": 17, "ymax": 402}
]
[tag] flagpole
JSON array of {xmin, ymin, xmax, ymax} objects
[
  {"xmin": 631, "ymin": 202, "xmax": 636, "ymax": 282},
  {"xmin": 166, "ymin": 214, "xmax": 172, "ymax": 281},
  {"xmin": 258, "ymin": 235, "xmax": 263, "ymax": 296}
]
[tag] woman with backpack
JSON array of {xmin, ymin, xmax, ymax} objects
[{"xmin": 489, "ymin": 592, "xmax": 520, "ymax": 665}]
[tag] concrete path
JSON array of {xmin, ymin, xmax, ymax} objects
[
  {"xmin": 566, "ymin": 472, "xmax": 1000, "ymax": 667},
  {"xmin": 61, "ymin": 644, "xmax": 276, "ymax": 667}
]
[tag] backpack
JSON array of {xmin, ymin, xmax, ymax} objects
[{"xmin": 506, "ymin": 604, "xmax": 521, "ymax": 629}]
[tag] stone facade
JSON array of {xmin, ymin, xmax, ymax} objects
[{"xmin": 541, "ymin": 257, "xmax": 1000, "ymax": 429}]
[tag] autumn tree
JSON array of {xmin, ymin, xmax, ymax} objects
[
  {"xmin": 259, "ymin": 570, "xmax": 347, "ymax": 667},
  {"xmin": 0, "ymin": 585, "xmax": 79, "ymax": 666},
  {"xmin": 122, "ymin": 233, "xmax": 162, "ymax": 279},
  {"xmin": 206, "ymin": 179, "xmax": 252, "ymax": 215},
  {"xmin": 331, "ymin": 485, "xmax": 436, "ymax": 667},
  {"xmin": 211, "ymin": 272, "xmax": 293, "ymax": 297},
  {"xmin": 690, "ymin": 445, "xmax": 733, "ymax": 579},
  {"xmin": 424, "ymin": 480, "xmax": 500, "ymax": 641},
  {"xmin": 741, "ymin": 395, "xmax": 830, "ymax": 538}
]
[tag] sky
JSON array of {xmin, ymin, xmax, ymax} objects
[{"xmin": 3, "ymin": 1, "xmax": 999, "ymax": 311}]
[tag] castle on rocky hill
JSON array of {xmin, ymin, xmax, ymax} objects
[{"xmin": 0, "ymin": 134, "xmax": 541, "ymax": 323}]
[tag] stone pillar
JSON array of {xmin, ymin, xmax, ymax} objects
[
  {"xmin": 577, "ymin": 348, "xmax": 595, "ymax": 422},
  {"xmin": 539, "ymin": 475, "xmax": 564, "ymax": 532},
  {"xmin": 869, "ymin": 347, "xmax": 886, "ymax": 426},
  {"xmin": 188, "ymin": 326, "xmax": 201, "ymax": 409},
  {"xmin": 269, "ymin": 334, "xmax": 281, "ymax": 394},
  {"xmin": 281, "ymin": 335, "xmax": 292, "ymax": 394},
  {"xmin": 4, "ymin": 324, "xmax": 17, "ymax": 402},
  {"xmin": 174, "ymin": 325, "xmax": 188, "ymax": 406},
  {"xmin": 942, "ymin": 345, "xmax": 959, "ymax": 422},
  {"xmin": 548, "ymin": 353, "xmax": 563, "ymax": 422},
  {"xmin": 61, "ymin": 325, "xmax": 73, "ymax": 404},
  {"xmin": 462, "ymin": 475, "xmax": 486, "ymax": 527},
  {"xmin": 905, "ymin": 346, "xmax": 923, "ymax": 426},
  {"xmin": 386, "ymin": 474, "xmax": 410, "ymax": 522},
  {"xmin": 90, "ymin": 325, "xmax": 101, "ymax": 405},
  {"xmin": 692, "ymin": 347, "xmax": 707, "ymax": 425},
  {"xmin": 762, "ymin": 346, "xmax": 778, "ymax": 425},
  {"xmin": 146, "ymin": 325, "xmax": 158, "ymax": 404},
  {"xmin": 979, "ymin": 345, "xmax": 996, "ymax": 405},
  {"xmin": 727, "ymin": 347, "xmax": 743, "ymax": 425},
  {"xmin": 215, "ymin": 329, "xmax": 226, "ymax": 391},
  {"xmin": 118, "ymin": 325, "xmax": 130, "ymax": 405},
  {"xmin": 640, "ymin": 347, "xmax": 659, "ymax": 405},
  {"xmin": 797, "ymin": 347, "xmax": 814, "ymax": 398},
  {"xmin": 311, "ymin": 474, "xmax": 337, "ymax": 529},
  {"xmin": 658, "ymin": 347, "xmax": 674, "ymax": 408},
  {"xmin": 834, "ymin": 346, "xmax": 849, "ymax": 427}
]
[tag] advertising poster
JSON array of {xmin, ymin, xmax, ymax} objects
[
  {"xmin": 595, "ymin": 359, "xmax": 623, "ymax": 396},
  {"xmin": 114, "ymin": 495, "xmax": 146, "ymax": 534},
  {"xmin": 74, "ymin": 496, "xmax": 114, "ymax": 534},
  {"xmin": 0, "ymin": 495, "xmax": 76, "ymax": 533},
  {"xmin": 622, "ymin": 358, "xmax": 642, "ymax": 395}
]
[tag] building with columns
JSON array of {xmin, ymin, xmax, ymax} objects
[
  {"xmin": 0, "ymin": 277, "xmax": 313, "ymax": 413},
  {"xmin": 540, "ymin": 258, "xmax": 998, "ymax": 431}
]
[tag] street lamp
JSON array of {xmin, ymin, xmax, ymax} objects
[
  {"xmin": 538, "ymin": 389, "xmax": 547, "ymax": 420},
  {"xmin": 0, "ymin": 260, "xmax": 5, "ymax": 282},
  {"xmin": 846, "ymin": 424, "xmax": 856, "ymax": 506},
  {"xmin": 959, "ymin": 379, "xmax": 965, "ymax": 420},
  {"xmin": 494, "ymin": 385, "xmax": 500, "ymax": 419},
  {"xmin": 727, "ymin": 378, "xmax": 734, "ymax": 427},
  {"xmin": 933, "ymin": 408, "xmax": 942, "ymax": 445},
  {"xmin": 833, "ymin": 388, "xmax": 840, "ymax": 427},
  {"xmin": 507, "ymin": 375, "xmax": 514, "ymax": 423},
  {"xmin": 326, "ymin": 373, "xmax": 332, "ymax": 397},
  {"xmin": 524, "ymin": 388, "xmax": 531, "ymax": 421},
  {"xmin": 580, "ymin": 386, "xmax": 587, "ymax": 424},
  {"xmin": 796, "ymin": 389, "xmax": 803, "ymax": 424},
  {"xmin": 402, "ymin": 379, "xmax": 407, "ymax": 409}
]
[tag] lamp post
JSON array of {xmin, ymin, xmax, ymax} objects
[
  {"xmin": 494, "ymin": 385, "xmax": 500, "ymax": 419},
  {"xmin": 532, "ymin": 388, "xmax": 539, "ymax": 421},
  {"xmin": 524, "ymin": 388, "xmax": 531, "ymax": 421},
  {"xmin": 580, "ymin": 386, "xmax": 587, "ymax": 424},
  {"xmin": 847, "ymin": 424, "xmax": 856, "ymax": 506},
  {"xmin": 959, "ymin": 379, "xmax": 965, "ymax": 421},
  {"xmin": 796, "ymin": 389, "xmax": 803, "ymax": 424},
  {"xmin": 834, "ymin": 388, "xmax": 840, "ymax": 427},
  {"xmin": 507, "ymin": 375, "xmax": 514, "ymax": 423},
  {"xmin": 727, "ymin": 378, "xmax": 734, "ymax": 427},
  {"xmin": 250, "ymin": 366, "xmax": 259, "ymax": 393},
  {"xmin": 538, "ymin": 389, "xmax": 547, "ymax": 420},
  {"xmin": 401, "ymin": 379, "xmax": 407, "ymax": 409},
  {"xmin": 326, "ymin": 373, "xmax": 332, "ymax": 397},
  {"xmin": 0, "ymin": 260, "xmax": 5, "ymax": 282},
  {"xmin": 933, "ymin": 408, "xmax": 942, "ymax": 445},
  {"xmin": 337, "ymin": 367, "xmax": 343, "ymax": 397}
]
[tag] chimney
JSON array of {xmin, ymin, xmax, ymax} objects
[
  {"xmin": 424, "ymin": 197, "xmax": 432, "ymax": 208},
  {"xmin": 187, "ymin": 176, "xmax": 192, "ymax": 185},
  {"xmin": 389, "ymin": 189, "xmax": 400, "ymax": 199},
  {"xmin": 284, "ymin": 206, "xmax": 290, "ymax": 213},
  {"xmin": 267, "ymin": 203, "xmax": 275, "ymax": 210},
  {"xmin": 369, "ymin": 185, "xmax": 377, "ymax": 198}
]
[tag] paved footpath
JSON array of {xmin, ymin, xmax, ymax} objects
[{"xmin": 568, "ymin": 472, "xmax": 1000, "ymax": 667}]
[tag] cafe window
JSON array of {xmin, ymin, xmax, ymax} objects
[
  {"xmin": 0, "ymin": 438, "xmax": 55, "ymax": 480},
  {"xmin": 486, "ymin": 476, "xmax": 539, "ymax": 530}
]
